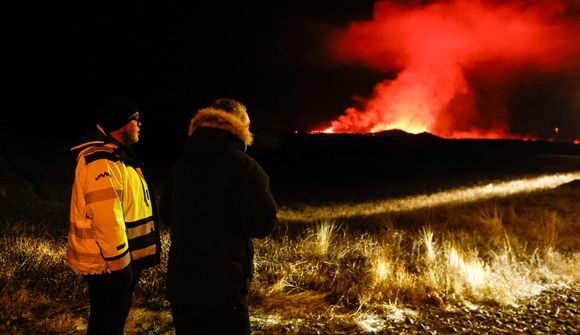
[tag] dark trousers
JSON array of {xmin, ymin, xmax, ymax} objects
[
  {"xmin": 83, "ymin": 267, "xmax": 141, "ymax": 335},
  {"xmin": 170, "ymin": 302, "xmax": 251, "ymax": 335}
]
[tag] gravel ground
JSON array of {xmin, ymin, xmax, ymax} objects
[
  {"xmin": 392, "ymin": 285, "xmax": 580, "ymax": 335},
  {"xmin": 253, "ymin": 284, "xmax": 580, "ymax": 334}
]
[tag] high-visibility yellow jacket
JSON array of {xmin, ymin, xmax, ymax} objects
[{"xmin": 67, "ymin": 128, "xmax": 160, "ymax": 275}]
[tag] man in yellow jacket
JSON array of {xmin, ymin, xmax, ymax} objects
[{"xmin": 67, "ymin": 96, "xmax": 161, "ymax": 335}]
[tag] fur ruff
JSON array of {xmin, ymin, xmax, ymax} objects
[{"xmin": 188, "ymin": 107, "xmax": 254, "ymax": 146}]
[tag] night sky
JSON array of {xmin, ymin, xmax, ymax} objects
[{"xmin": 3, "ymin": 0, "xmax": 580, "ymax": 149}]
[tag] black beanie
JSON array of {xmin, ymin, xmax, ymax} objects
[{"xmin": 95, "ymin": 96, "xmax": 140, "ymax": 132}]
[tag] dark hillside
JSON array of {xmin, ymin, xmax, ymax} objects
[
  {"xmin": 1, "ymin": 129, "xmax": 579, "ymax": 210},
  {"xmin": 249, "ymin": 129, "xmax": 580, "ymax": 204}
]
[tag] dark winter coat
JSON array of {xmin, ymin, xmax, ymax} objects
[{"xmin": 160, "ymin": 126, "xmax": 278, "ymax": 308}]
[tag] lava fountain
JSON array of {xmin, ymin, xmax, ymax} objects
[{"xmin": 317, "ymin": 0, "xmax": 580, "ymax": 139}]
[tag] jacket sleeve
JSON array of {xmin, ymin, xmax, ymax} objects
[
  {"xmin": 84, "ymin": 157, "xmax": 130, "ymax": 271},
  {"xmin": 235, "ymin": 159, "xmax": 278, "ymax": 238},
  {"xmin": 159, "ymin": 174, "xmax": 174, "ymax": 228}
]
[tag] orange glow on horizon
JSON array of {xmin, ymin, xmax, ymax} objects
[{"xmin": 309, "ymin": 124, "xmax": 542, "ymax": 140}]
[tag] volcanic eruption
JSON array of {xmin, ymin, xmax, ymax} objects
[{"xmin": 317, "ymin": 0, "xmax": 580, "ymax": 140}]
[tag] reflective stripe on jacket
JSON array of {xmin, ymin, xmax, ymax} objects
[{"xmin": 67, "ymin": 134, "xmax": 159, "ymax": 275}]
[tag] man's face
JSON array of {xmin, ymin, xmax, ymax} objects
[{"xmin": 118, "ymin": 119, "xmax": 141, "ymax": 146}]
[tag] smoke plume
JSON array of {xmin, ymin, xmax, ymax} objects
[{"xmin": 324, "ymin": 0, "xmax": 580, "ymax": 139}]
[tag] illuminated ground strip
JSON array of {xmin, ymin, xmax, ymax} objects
[{"xmin": 280, "ymin": 171, "xmax": 580, "ymax": 222}]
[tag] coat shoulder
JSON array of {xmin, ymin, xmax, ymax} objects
[{"xmin": 229, "ymin": 150, "xmax": 268, "ymax": 176}]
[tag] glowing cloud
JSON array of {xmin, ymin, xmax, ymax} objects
[{"xmin": 323, "ymin": 0, "xmax": 580, "ymax": 138}]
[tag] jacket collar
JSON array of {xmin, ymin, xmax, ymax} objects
[{"xmin": 71, "ymin": 125, "xmax": 141, "ymax": 167}]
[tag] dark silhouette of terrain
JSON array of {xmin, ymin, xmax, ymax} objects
[
  {"xmin": 1, "ymin": 128, "xmax": 579, "ymax": 208},
  {"xmin": 248, "ymin": 129, "xmax": 580, "ymax": 204}
]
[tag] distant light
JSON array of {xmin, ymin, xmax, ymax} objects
[{"xmin": 280, "ymin": 171, "xmax": 580, "ymax": 222}]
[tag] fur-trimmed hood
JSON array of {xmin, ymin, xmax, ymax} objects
[{"xmin": 188, "ymin": 107, "xmax": 253, "ymax": 146}]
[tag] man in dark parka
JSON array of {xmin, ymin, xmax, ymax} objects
[{"xmin": 160, "ymin": 98, "xmax": 278, "ymax": 335}]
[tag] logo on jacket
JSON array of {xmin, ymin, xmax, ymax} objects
[{"xmin": 95, "ymin": 171, "xmax": 111, "ymax": 181}]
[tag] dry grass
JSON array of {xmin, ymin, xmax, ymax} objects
[{"xmin": 1, "ymin": 173, "xmax": 579, "ymax": 334}]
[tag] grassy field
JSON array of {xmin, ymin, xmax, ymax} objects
[{"xmin": 1, "ymin": 155, "xmax": 579, "ymax": 334}]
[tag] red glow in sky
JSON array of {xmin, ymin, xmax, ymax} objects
[{"xmin": 321, "ymin": 0, "xmax": 580, "ymax": 139}]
